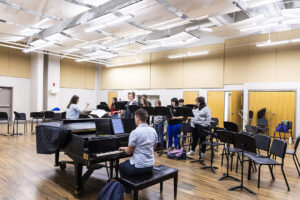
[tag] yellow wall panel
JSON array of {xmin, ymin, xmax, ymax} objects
[
  {"xmin": 108, "ymin": 91, "xmax": 118, "ymax": 107},
  {"xmin": 224, "ymin": 38, "xmax": 248, "ymax": 84},
  {"xmin": 60, "ymin": 59, "xmax": 95, "ymax": 89},
  {"xmin": 183, "ymin": 44, "xmax": 224, "ymax": 88},
  {"xmin": 101, "ymin": 66, "xmax": 124, "ymax": 90},
  {"xmin": 229, "ymin": 91, "xmax": 243, "ymax": 131},
  {"xmin": 150, "ymin": 49, "xmax": 184, "ymax": 89},
  {"xmin": 123, "ymin": 54, "xmax": 150, "ymax": 89},
  {"xmin": 8, "ymin": 49, "xmax": 30, "ymax": 78},
  {"xmin": 0, "ymin": 47, "xmax": 9, "ymax": 76},
  {"xmin": 249, "ymin": 91, "xmax": 295, "ymax": 138},
  {"xmin": 183, "ymin": 91, "xmax": 199, "ymax": 104},
  {"xmin": 208, "ymin": 91, "xmax": 224, "ymax": 127}
]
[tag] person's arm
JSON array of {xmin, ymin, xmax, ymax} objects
[
  {"xmin": 119, "ymin": 146, "xmax": 135, "ymax": 155},
  {"xmin": 82, "ymin": 102, "xmax": 90, "ymax": 114}
]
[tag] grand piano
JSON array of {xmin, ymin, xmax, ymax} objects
[{"xmin": 36, "ymin": 118, "xmax": 136, "ymax": 195}]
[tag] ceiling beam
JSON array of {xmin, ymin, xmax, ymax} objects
[{"xmin": 34, "ymin": 0, "xmax": 142, "ymax": 40}]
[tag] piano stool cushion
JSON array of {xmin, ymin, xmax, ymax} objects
[{"xmin": 118, "ymin": 165, "xmax": 178, "ymax": 191}]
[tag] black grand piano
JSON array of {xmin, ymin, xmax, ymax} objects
[{"xmin": 36, "ymin": 118, "xmax": 136, "ymax": 195}]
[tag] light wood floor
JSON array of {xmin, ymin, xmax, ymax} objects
[{"xmin": 0, "ymin": 123, "xmax": 300, "ymax": 200}]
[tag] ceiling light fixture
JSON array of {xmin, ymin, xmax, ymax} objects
[
  {"xmin": 106, "ymin": 59, "xmax": 142, "ymax": 67},
  {"xmin": 240, "ymin": 23, "xmax": 278, "ymax": 32},
  {"xmin": 256, "ymin": 40, "xmax": 289, "ymax": 47},
  {"xmin": 85, "ymin": 15, "xmax": 133, "ymax": 33},
  {"xmin": 23, "ymin": 41, "xmax": 56, "ymax": 53},
  {"xmin": 291, "ymin": 38, "xmax": 300, "ymax": 43},
  {"xmin": 168, "ymin": 51, "xmax": 209, "ymax": 59}
]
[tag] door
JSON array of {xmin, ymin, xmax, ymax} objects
[
  {"xmin": 249, "ymin": 91, "xmax": 295, "ymax": 138},
  {"xmin": 0, "ymin": 87, "xmax": 12, "ymax": 119},
  {"xmin": 229, "ymin": 91, "xmax": 243, "ymax": 131},
  {"xmin": 208, "ymin": 91, "xmax": 225, "ymax": 127},
  {"xmin": 108, "ymin": 91, "xmax": 118, "ymax": 108},
  {"xmin": 184, "ymin": 91, "xmax": 199, "ymax": 105}
]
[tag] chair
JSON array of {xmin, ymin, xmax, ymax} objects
[
  {"xmin": 211, "ymin": 118, "xmax": 219, "ymax": 127},
  {"xmin": 224, "ymin": 121, "xmax": 238, "ymax": 132},
  {"xmin": 43, "ymin": 111, "xmax": 55, "ymax": 122},
  {"xmin": 245, "ymin": 125, "xmax": 258, "ymax": 135},
  {"xmin": 279, "ymin": 121, "xmax": 294, "ymax": 143},
  {"xmin": 249, "ymin": 110, "xmax": 253, "ymax": 125},
  {"xmin": 286, "ymin": 136, "xmax": 300, "ymax": 176},
  {"xmin": 255, "ymin": 134, "xmax": 271, "ymax": 157},
  {"xmin": 61, "ymin": 112, "xmax": 66, "ymax": 120},
  {"xmin": 178, "ymin": 121, "xmax": 192, "ymax": 151},
  {"xmin": 250, "ymin": 139, "xmax": 290, "ymax": 191},
  {"xmin": 30, "ymin": 112, "xmax": 44, "ymax": 133},
  {"xmin": 0, "ymin": 112, "xmax": 9, "ymax": 136},
  {"xmin": 257, "ymin": 118, "xmax": 269, "ymax": 135},
  {"xmin": 13, "ymin": 111, "xmax": 27, "ymax": 135}
]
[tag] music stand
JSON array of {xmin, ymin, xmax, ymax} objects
[
  {"xmin": 229, "ymin": 133, "xmax": 256, "ymax": 195},
  {"xmin": 217, "ymin": 130, "xmax": 240, "ymax": 182},
  {"xmin": 143, "ymin": 106, "xmax": 155, "ymax": 116},
  {"xmin": 100, "ymin": 102, "xmax": 108, "ymax": 106},
  {"xmin": 97, "ymin": 105, "xmax": 111, "ymax": 112},
  {"xmin": 115, "ymin": 102, "xmax": 126, "ymax": 111},
  {"xmin": 174, "ymin": 106, "xmax": 194, "ymax": 118},
  {"xmin": 184, "ymin": 104, "xmax": 195, "ymax": 109}
]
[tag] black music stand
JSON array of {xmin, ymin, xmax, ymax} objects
[
  {"xmin": 115, "ymin": 102, "xmax": 127, "ymax": 111},
  {"xmin": 217, "ymin": 130, "xmax": 240, "ymax": 182},
  {"xmin": 97, "ymin": 105, "xmax": 111, "ymax": 112},
  {"xmin": 143, "ymin": 106, "xmax": 155, "ymax": 116},
  {"xmin": 184, "ymin": 104, "xmax": 195, "ymax": 109},
  {"xmin": 128, "ymin": 105, "xmax": 141, "ymax": 113},
  {"xmin": 229, "ymin": 134, "xmax": 256, "ymax": 195}
]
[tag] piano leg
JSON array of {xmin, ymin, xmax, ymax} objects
[
  {"xmin": 74, "ymin": 162, "xmax": 83, "ymax": 196},
  {"xmin": 109, "ymin": 160, "xmax": 114, "ymax": 179},
  {"xmin": 55, "ymin": 151, "xmax": 60, "ymax": 166},
  {"xmin": 115, "ymin": 159, "xmax": 120, "ymax": 178}
]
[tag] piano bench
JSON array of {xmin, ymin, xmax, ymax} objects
[{"xmin": 118, "ymin": 165, "xmax": 178, "ymax": 200}]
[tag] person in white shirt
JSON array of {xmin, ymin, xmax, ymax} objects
[{"xmin": 66, "ymin": 95, "xmax": 89, "ymax": 119}]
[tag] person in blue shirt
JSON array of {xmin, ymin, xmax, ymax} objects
[
  {"xmin": 66, "ymin": 95, "xmax": 89, "ymax": 119},
  {"xmin": 119, "ymin": 108, "xmax": 157, "ymax": 175}
]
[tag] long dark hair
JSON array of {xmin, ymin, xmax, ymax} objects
[
  {"xmin": 195, "ymin": 96, "xmax": 206, "ymax": 110},
  {"xmin": 171, "ymin": 98, "xmax": 179, "ymax": 107},
  {"xmin": 67, "ymin": 95, "xmax": 79, "ymax": 109},
  {"xmin": 112, "ymin": 97, "xmax": 117, "ymax": 106}
]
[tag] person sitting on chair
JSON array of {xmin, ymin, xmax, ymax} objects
[
  {"xmin": 66, "ymin": 95, "xmax": 89, "ymax": 120},
  {"xmin": 119, "ymin": 108, "xmax": 157, "ymax": 176}
]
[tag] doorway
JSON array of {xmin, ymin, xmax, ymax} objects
[{"xmin": 0, "ymin": 87, "xmax": 13, "ymax": 119}]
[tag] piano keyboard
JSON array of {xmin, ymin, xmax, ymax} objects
[{"xmin": 96, "ymin": 150, "xmax": 124, "ymax": 157}]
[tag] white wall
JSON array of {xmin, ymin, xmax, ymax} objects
[
  {"xmin": 47, "ymin": 55, "xmax": 60, "ymax": 110},
  {"xmin": 30, "ymin": 53, "xmax": 44, "ymax": 112},
  {"xmin": 0, "ymin": 76, "xmax": 30, "ymax": 118},
  {"xmin": 99, "ymin": 82, "xmax": 300, "ymax": 137}
]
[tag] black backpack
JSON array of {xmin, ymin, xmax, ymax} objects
[{"xmin": 97, "ymin": 180, "xmax": 124, "ymax": 200}]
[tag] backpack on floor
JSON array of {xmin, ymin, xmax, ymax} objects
[
  {"xmin": 276, "ymin": 123, "xmax": 288, "ymax": 133},
  {"xmin": 167, "ymin": 147, "xmax": 183, "ymax": 160},
  {"xmin": 97, "ymin": 180, "xmax": 124, "ymax": 200}
]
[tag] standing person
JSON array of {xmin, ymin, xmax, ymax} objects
[
  {"xmin": 140, "ymin": 97, "xmax": 149, "ymax": 107},
  {"xmin": 153, "ymin": 100, "xmax": 165, "ymax": 148},
  {"xmin": 124, "ymin": 92, "xmax": 139, "ymax": 119},
  {"xmin": 187, "ymin": 97, "xmax": 211, "ymax": 157},
  {"xmin": 66, "ymin": 95, "xmax": 89, "ymax": 120},
  {"xmin": 167, "ymin": 98, "xmax": 183, "ymax": 151},
  {"xmin": 179, "ymin": 99, "xmax": 184, "ymax": 107},
  {"xmin": 110, "ymin": 97, "xmax": 119, "ymax": 118},
  {"xmin": 142, "ymin": 94, "xmax": 152, "ymax": 107}
]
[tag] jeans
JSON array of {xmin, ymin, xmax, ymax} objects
[
  {"xmin": 191, "ymin": 125, "xmax": 209, "ymax": 153},
  {"xmin": 111, "ymin": 114, "xmax": 119, "ymax": 118},
  {"xmin": 154, "ymin": 121, "xmax": 164, "ymax": 145},
  {"xmin": 167, "ymin": 123, "xmax": 181, "ymax": 149},
  {"xmin": 119, "ymin": 160, "xmax": 153, "ymax": 175}
]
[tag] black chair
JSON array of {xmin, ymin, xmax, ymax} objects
[
  {"xmin": 250, "ymin": 139, "xmax": 290, "ymax": 191},
  {"xmin": 279, "ymin": 121, "xmax": 294, "ymax": 143},
  {"xmin": 0, "ymin": 112, "xmax": 9, "ymax": 136},
  {"xmin": 255, "ymin": 134, "xmax": 271, "ymax": 157},
  {"xmin": 211, "ymin": 118, "xmax": 219, "ymax": 127},
  {"xmin": 60, "ymin": 112, "xmax": 66, "ymax": 120},
  {"xmin": 13, "ymin": 111, "xmax": 27, "ymax": 135},
  {"xmin": 286, "ymin": 136, "xmax": 300, "ymax": 176},
  {"xmin": 257, "ymin": 118, "xmax": 269, "ymax": 135},
  {"xmin": 224, "ymin": 121, "xmax": 238, "ymax": 132},
  {"xmin": 30, "ymin": 112, "xmax": 44, "ymax": 133},
  {"xmin": 178, "ymin": 121, "xmax": 192, "ymax": 151},
  {"xmin": 217, "ymin": 129, "xmax": 240, "ymax": 182},
  {"xmin": 43, "ymin": 111, "xmax": 56, "ymax": 122},
  {"xmin": 229, "ymin": 133, "xmax": 256, "ymax": 195},
  {"xmin": 249, "ymin": 110, "xmax": 253, "ymax": 125},
  {"xmin": 245, "ymin": 125, "xmax": 258, "ymax": 135}
]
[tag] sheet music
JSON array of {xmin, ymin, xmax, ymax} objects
[{"xmin": 90, "ymin": 109, "xmax": 107, "ymax": 118}]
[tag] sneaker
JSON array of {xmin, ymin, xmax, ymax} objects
[{"xmin": 187, "ymin": 150, "xmax": 195, "ymax": 155}]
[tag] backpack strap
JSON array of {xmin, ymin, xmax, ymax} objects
[
  {"xmin": 97, "ymin": 181, "xmax": 115, "ymax": 200},
  {"xmin": 102, "ymin": 181, "xmax": 119, "ymax": 200}
]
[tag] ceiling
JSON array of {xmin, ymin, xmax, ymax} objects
[{"xmin": 0, "ymin": 0, "xmax": 300, "ymax": 65}]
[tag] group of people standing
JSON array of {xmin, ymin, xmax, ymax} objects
[{"xmin": 108, "ymin": 93, "xmax": 212, "ymax": 157}]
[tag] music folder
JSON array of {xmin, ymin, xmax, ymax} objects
[
  {"xmin": 154, "ymin": 106, "xmax": 172, "ymax": 117},
  {"xmin": 174, "ymin": 106, "xmax": 194, "ymax": 117},
  {"xmin": 143, "ymin": 106, "xmax": 155, "ymax": 116},
  {"xmin": 115, "ymin": 102, "xmax": 127, "ymax": 111},
  {"xmin": 185, "ymin": 104, "xmax": 195, "ymax": 109},
  {"xmin": 128, "ymin": 105, "xmax": 141, "ymax": 113},
  {"xmin": 97, "ymin": 104, "xmax": 111, "ymax": 112}
]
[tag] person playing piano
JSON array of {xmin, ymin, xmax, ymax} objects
[
  {"xmin": 66, "ymin": 95, "xmax": 89, "ymax": 119},
  {"xmin": 119, "ymin": 108, "xmax": 157, "ymax": 177}
]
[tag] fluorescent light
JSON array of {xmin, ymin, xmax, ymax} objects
[
  {"xmin": 141, "ymin": 44, "xmax": 160, "ymax": 50},
  {"xmin": 23, "ymin": 41, "xmax": 56, "ymax": 53},
  {"xmin": 194, "ymin": 15, "xmax": 209, "ymax": 20},
  {"xmin": 200, "ymin": 27, "xmax": 213, "ymax": 32},
  {"xmin": 291, "ymin": 38, "xmax": 300, "ymax": 43},
  {"xmin": 149, "ymin": 18, "xmax": 181, "ymax": 28},
  {"xmin": 247, "ymin": 0, "xmax": 280, "ymax": 8},
  {"xmin": 33, "ymin": 18, "xmax": 51, "ymax": 28},
  {"xmin": 281, "ymin": 18, "xmax": 300, "ymax": 25},
  {"xmin": 85, "ymin": 15, "xmax": 132, "ymax": 32},
  {"xmin": 240, "ymin": 23, "xmax": 278, "ymax": 32},
  {"xmin": 168, "ymin": 51, "xmax": 209, "ymax": 59},
  {"xmin": 106, "ymin": 59, "xmax": 142, "ymax": 67},
  {"xmin": 256, "ymin": 40, "xmax": 289, "ymax": 47}
]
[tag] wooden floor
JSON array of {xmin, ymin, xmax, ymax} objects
[{"xmin": 0, "ymin": 123, "xmax": 300, "ymax": 200}]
